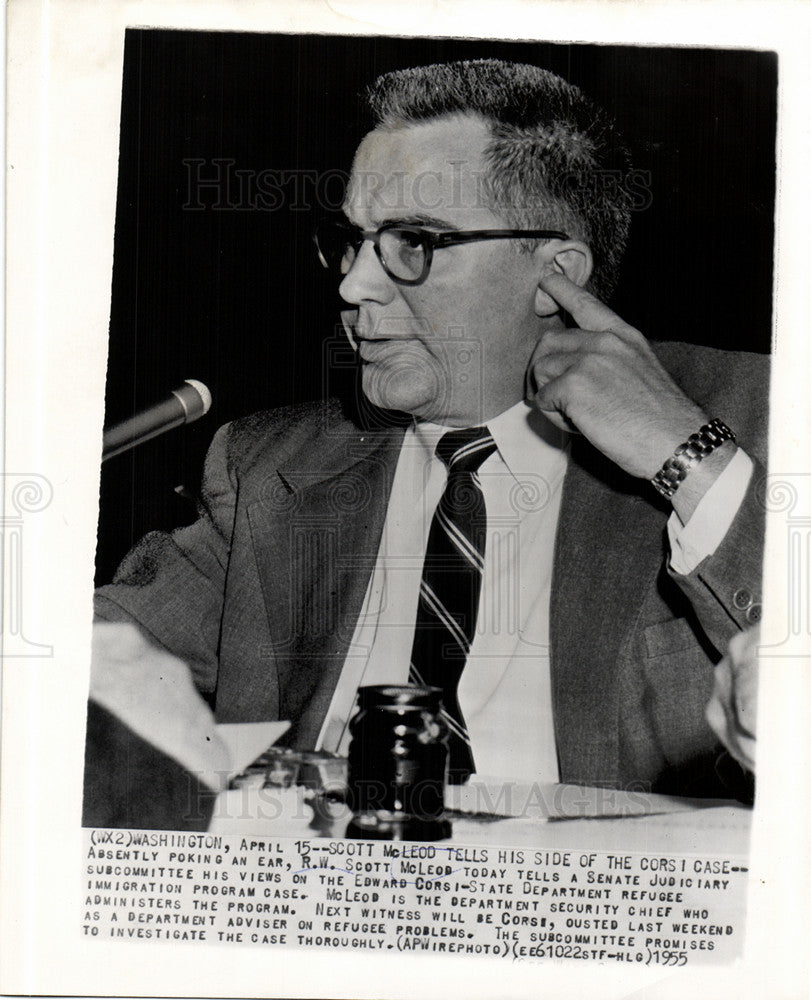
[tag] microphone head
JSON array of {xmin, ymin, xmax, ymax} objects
[
  {"xmin": 183, "ymin": 379, "xmax": 213, "ymax": 415},
  {"xmin": 102, "ymin": 381, "xmax": 215, "ymax": 461}
]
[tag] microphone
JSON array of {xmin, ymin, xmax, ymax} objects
[{"xmin": 102, "ymin": 380, "xmax": 213, "ymax": 461}]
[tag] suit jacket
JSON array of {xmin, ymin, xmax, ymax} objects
[
  {"xmin": 94, "ymin": 341, "xmax": 768, "ymax": 798},
  {"xmin": 82, "ymin": 701, "xmax": 218, "ymax": 830}
]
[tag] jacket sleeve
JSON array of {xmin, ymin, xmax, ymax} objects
[
  {"xmin": 668, "ymin": 456, "xmax": 766, "ymax": 657},
  {"xmin": 93, "ymin": 423, "xmax": 237, "ymax": 695},
  {"xmin": 82, "ymin": 701, "xmax": 218, "ymax": 830}
]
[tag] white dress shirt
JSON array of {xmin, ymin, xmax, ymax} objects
[{"xmin": 316, "ymin": 400, "xmax": 753, "ymax": 782}]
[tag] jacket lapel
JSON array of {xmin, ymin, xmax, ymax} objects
[
  {"xmin": 551, "ymin": 442, "xmax": 667, "ymax": 786},
  {"xmin": 246, "ymin": 424, "xmax": 405, "ymax": 747}
]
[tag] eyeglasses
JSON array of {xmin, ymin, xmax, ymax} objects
[{"xmin": 314, "ymin": 218, "xmax": 570, "ymax": 286}]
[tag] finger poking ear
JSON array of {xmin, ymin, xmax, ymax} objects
[
  {"xmin": 534, "ymin": 241, "xmax": 593, "ymax": 317},
  {"xmin": 554, "ymin": 244, "xmax": 593, "ymax": 287}
]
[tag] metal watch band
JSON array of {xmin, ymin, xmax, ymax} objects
[{"xmin": 650, "ymin": 418, "xmax": 736, "ymax": 499}]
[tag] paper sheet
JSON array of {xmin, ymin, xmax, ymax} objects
[
  {"xmin": 217, "ymin": 721, "xmax": 290, "ymax": 780},
  {"xmin": 447, "ymin": 778, "xmax": 733, "ymax": 821}
]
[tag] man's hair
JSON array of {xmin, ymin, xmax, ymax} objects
[{"xmin": 363, "ymin": 59, "xmax": 632, "ymax": 300}]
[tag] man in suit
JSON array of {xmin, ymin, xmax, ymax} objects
[{"xmin": 87, "ymin": 60, "xmax": 765, "ymax": 825}]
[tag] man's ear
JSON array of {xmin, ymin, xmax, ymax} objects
[{"xmin": 533, "ymin": 242, "xmax": 593, "ymax": 316}]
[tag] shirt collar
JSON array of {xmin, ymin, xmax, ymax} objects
[{"xmin": 411, "ymin": 400, "xmax": 569, "ymax": 481}]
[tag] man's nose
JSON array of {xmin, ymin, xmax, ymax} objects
[{"xmin": 338, "ymin": 240, "xmax": 395, "ymax": 305}]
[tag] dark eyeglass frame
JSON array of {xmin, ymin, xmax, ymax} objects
[{"xmin": 314, "ymin": 218, "xmax": 571, "ymax": 286}]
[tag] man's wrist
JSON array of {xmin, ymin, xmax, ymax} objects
[{"xmin": 669, "ymin": 439, "xmax": 739, "ymax": 524}]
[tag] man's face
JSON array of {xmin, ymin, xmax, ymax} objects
[{"xmin": 340, "ymin": 114, "xmax": 546, "ymax": 426}]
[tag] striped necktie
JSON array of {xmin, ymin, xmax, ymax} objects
[{"xmin": 408, "ymin": 426, "xmax": 497, "ymax": 783}]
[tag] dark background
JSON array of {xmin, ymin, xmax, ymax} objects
[{"xmin": 96, "ymin": 31, "xmax": 776, "ymax": 585}]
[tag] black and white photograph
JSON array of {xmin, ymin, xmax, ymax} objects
[
  {"xmin": 88, "ymin": 33, "xmax": 770, "ymax": 826},
  {"xmin": 2, "ymin": 3, "xmax": 810, "ymax": 999}
]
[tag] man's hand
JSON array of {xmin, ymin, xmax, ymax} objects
[
  {"xmin": 527, "ymin": 273, "xmax": 738, "ymax": 520},
  {"xmin": 90, "ymin": 622, "xmax": 231, "ymax": 791},
  {"xmin": 706, "ymin": 625, "xmax": 759, "ymax": 774}
]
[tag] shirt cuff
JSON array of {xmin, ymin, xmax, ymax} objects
[{"xmin": 668, "ymin": 448, "xmax": 754, "ymax": 576}]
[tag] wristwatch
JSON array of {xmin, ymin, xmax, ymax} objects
[{"xmin": 650, "ymin": 418, "xmax": 736, "ymax": 499}]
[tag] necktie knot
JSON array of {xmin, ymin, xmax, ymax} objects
[{"xmin": 436, "ymin": 427, "xmax": 496, "ymax": 475}]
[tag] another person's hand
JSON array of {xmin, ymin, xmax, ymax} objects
[
  {"xmin": 90, "ymin": 622, "xmax": 231, "ymax": 791},
  {"xmin": 527, "ymin": 273, "xmax": 736, "ymax": 521},
  {"xmin": 705, "ymin": 625, "xmax": 759, "ymax": 774}
]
